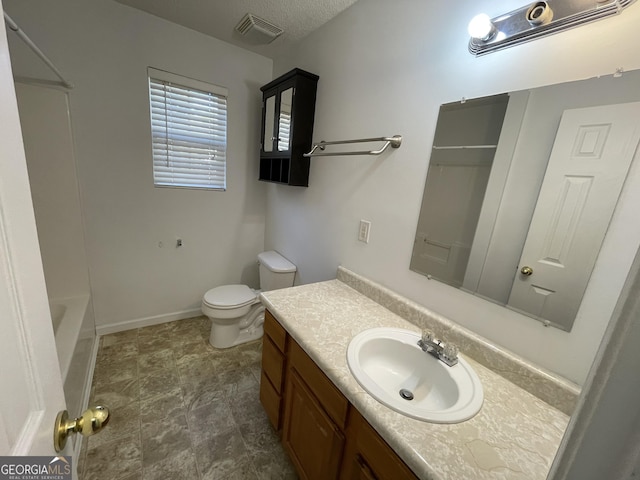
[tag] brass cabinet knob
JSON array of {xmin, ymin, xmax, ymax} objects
[
  {"xmin": 54, "ymin": 405, "xmax": 110, "ymax": 452},
  {"xmin": 520, "ymin": 266, "xmax": 533, "ymax": 276}
]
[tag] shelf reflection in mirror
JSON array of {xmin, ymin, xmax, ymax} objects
[{"xmin": 411, "ymin": 69, "xmax": 640, "ymax": 332}]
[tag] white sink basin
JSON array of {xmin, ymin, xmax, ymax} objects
[{"xmin": 347, "ymin": 328, "xmax": 483, "ymax": 423}]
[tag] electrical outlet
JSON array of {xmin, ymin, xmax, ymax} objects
[{"xmin": 358, "ymin": 220, "xmax": 371, "ymax": 243}]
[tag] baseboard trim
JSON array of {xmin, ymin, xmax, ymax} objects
[{"xmin": 95, "ymin": 309, "xmax": 202, "ymax": 336}]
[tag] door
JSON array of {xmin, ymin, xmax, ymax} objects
[
  {"xmin": 0, "ymin": 10, "xmax": 68, "ymax": 457},
  {"xmin": 508, "ymin": 102, "xmax": 640, "ymax": 329}
]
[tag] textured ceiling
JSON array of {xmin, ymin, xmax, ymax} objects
[{"xmin": 114, "ymin": 0, "xmax": 359, "ymax": 57}]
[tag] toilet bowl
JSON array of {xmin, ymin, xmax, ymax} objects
[
  {"xmin": 201, "ymin": 284, "xmax": 263, "ymax": 348},
  {"xmin": 201, "ymin": 251, "xmax": 296, "ymax": 348}
]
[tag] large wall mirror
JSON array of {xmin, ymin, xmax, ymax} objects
[{"xmin": 411, "ymin": 69, "xmax": 640, "ymax": 332}]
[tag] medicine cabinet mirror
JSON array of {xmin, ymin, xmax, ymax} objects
[
  {"xmin": 411, "ymin": 69, "xmax": 640, "ymax": 332},
  {"xmin": 262, "ymin": 87, "xmax": 293, "ymax": 154},
  {"xmin": 278, "ymin": 88, "xmax": 292, "ymax": 152},
  {"xmin": 264, "ymin": 95, "xmax": 275, "ymax": 153}
]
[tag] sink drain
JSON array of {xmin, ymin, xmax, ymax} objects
[{"xmin": 399, "ymin": 389, "xmax": 414, "ymax": 401}]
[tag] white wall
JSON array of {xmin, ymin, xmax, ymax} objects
[
  {"xmin": 5, "ymin": 0, "xmax": 273, "ymax": 330},
  {"xmin": 268, "ymin": 0, "xmax": 640, "ymax": 385}
]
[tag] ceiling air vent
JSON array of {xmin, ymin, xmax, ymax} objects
[{"xmin": 235, "ymin": 13, "xmax": 284, "ymax": 44}]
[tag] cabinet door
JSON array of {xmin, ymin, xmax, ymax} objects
[
  {"xmin": 262, "ymin": 91, "xmax": 277, "ymax": 153},
  {"xmin": 283, "ymin": 370, "xmax": 345, "ymax": 480},
  {"xmin": 277, "ymin": 87, "xmax": 293, "ymax": 153}
]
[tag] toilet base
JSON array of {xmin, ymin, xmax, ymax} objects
[{"xmin": 208, "ymin": 310, "xmax": 265, "ymax": 349}]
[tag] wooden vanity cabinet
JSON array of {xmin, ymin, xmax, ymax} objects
[
  {"xmin": 260, "ymin": 309, "xmax": 421, "ymax": 480},
  {"xmin": 259, "ymin": 310, "xmax": 288, "ymax": 432},
  {"xmin": 283, "ymin": 338, "xmax": 349, "ymax": 479}
]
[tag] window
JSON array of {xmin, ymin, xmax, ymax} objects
[{"xmin": 148, "ymin": 68, "xmax": 228, "ymax": 190}]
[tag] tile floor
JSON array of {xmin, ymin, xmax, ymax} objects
[{"xmin": 78, "ymin": 315, "xmax": 297, "ymax": 480}]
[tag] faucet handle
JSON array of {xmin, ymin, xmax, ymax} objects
[
  {"xmin": 421, "ymin": 329, "xmax": 435, "ymax": 344},
  {"xmin": 443, "ymin": 343, "xmax": 459, "ymax": 361}
]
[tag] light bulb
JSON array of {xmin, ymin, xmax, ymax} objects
[{"xmin": 468, "ymin": 13, "xmax": 496, "ymax": 41}]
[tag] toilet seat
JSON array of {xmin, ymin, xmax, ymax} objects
[{"xmin": 202, "ymin": 284, "xmax": 257, "ymax": 309}]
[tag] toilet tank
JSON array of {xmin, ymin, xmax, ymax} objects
[{"xmin": 258, "ymin": 251, "xmax": 297, "ymax": 291}]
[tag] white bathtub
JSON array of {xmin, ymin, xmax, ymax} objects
[{"xmin": 49, "ymin": 295, "xmax": 97, "ymax": 426}]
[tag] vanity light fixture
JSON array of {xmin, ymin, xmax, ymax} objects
[
  {"xmin": 468, "ymin": 0, "xmax": 637, "ymax": 56},
  {"xmin": 467, "ymin": 14, "xmax": 497, "ymax": 42}
]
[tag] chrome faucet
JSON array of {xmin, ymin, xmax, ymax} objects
[{"xmin": 417, "ymin": 330, "xmax": 459, "ymax": 367}]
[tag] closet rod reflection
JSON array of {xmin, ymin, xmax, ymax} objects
[{"xmin": 4, "ymin": 12, "xmax": 73, "ymax": 89}]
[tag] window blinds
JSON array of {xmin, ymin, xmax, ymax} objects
[
  {"xmin": 278, "ymin": 112, "xmax": 291, "ymax": 151},
  {"xmin": 148, "ymin": 68, "xmax": 228, "ymax": 190}
]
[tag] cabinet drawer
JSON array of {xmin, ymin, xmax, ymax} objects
[
  {"xmin": 289, "ymin": 339, "xmax": 349, "ymax": 430},
  {"xmin": 262, "ymin": 335, "xmax": 285, "ymax": 394},
  {"xmin": 264, "ymin": 310, "xmax": 287, "ymax": 352},
  {"xmin": 354, "ymin": 411, "xmax": 419, "ymax": 480},
  {"xmin": 260, "ymin": 371, "xmax": 282, "ymax": 431}
]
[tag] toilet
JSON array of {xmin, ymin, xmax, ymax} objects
[{"xmin": 201, "ymin": 250, "xmax": 296, "ymax": 348}]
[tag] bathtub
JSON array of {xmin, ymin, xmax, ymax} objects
[{"xmin": 49, "ymin": 295, "xmax": 97, "ymax": 439}]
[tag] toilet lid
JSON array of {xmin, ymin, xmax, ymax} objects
[
  {"xmin": 258, "ymin": 250, "xmax": 297, "ymax": 273},
  {"xmin": 203, "ymin": 284, "xmax": 257, "ymax": 309}
]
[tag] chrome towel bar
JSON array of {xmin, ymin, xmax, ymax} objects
[{"xmin": 304, "ymin": 135, "xmax": 402, "ymax": 157}]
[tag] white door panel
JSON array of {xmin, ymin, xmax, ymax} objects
[
  {"xmin": 508, "ymin": 102, "xmax": 640, "ymax": 329},
  {"xmin": 0, "ymin": 6, "xmax": 67, "ymax": 456}
]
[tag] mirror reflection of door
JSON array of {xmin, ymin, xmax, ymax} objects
[
  {"xmin": 507, "ymin": 102, "xmax": 640, "ymax": 327},
  {"xmin": 278, "ymin": 87, "xmax": 293, "ymax": 152}
]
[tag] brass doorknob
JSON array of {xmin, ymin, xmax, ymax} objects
[
  {"xmin": 520, "ymin": 266, "xmax": 533, "ymax": 276},
  {"xmin": 54, "ymin": 405, "xmax": 110, "ymax": 452}
]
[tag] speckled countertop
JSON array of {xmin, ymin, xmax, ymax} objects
[{"xmin": 260, "ymin": 278, "xmax": 569, "ymax": 480}]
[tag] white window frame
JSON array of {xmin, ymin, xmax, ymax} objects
[{"xmin": 148, "ymin": 67, "xmax": 228, "ymax": 191}]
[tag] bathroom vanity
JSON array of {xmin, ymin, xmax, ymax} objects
[
  {"xmin": 259, "ymin": 267, "xmax": 573, "ymax": 480},
  {"xmin": 261, "ymin": 309, "xmax": 419, "ymax": 479}
]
